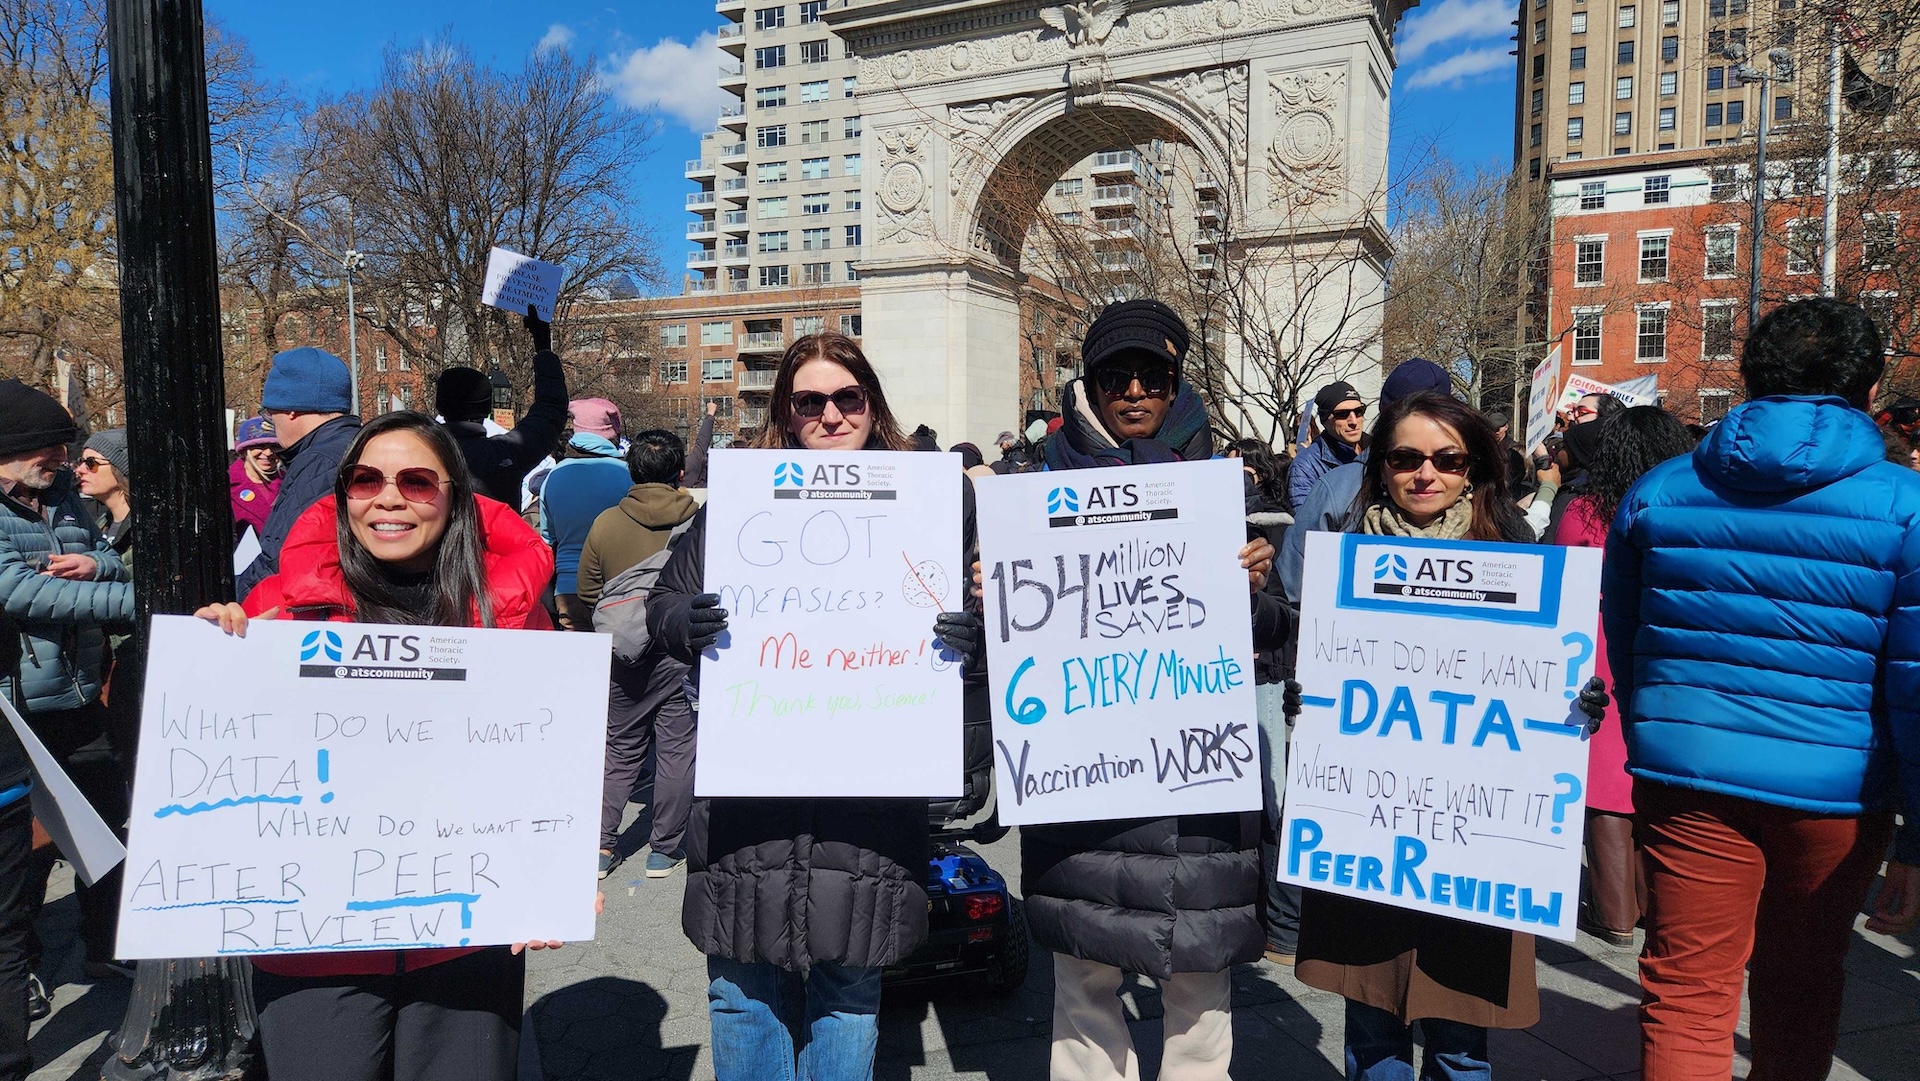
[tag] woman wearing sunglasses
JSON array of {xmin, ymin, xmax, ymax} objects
[
  {"xmin": 1290, "ymin": 391, "xmax": 1598, "ymax": 1081},
  {"xmin": 645, "ymin": 332, "xmax": 977, "ymax": 1081},
  {"xmin": 192, "ymin": 412, "xmax": 565, "ymax": 1081}
]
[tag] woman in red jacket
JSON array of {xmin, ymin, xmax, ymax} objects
[{"xmin": 195, "ymin": 411, "xmax": 564, "ymax": 1081}]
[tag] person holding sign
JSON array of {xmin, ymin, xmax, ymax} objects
[
  {"xmin": 645, "ymin": 332, "xmax": 979, "ymax": 1081},
  {"xmin": 193, "ymin": 413, "xmax": 569, "ymax": 1081},
  {"xmin": 435, "ymin": 305, "xmax": 569, "ymax": 509},
  {"xmin": 1288, "ymin": 391, "xmax": 1606, "ymax": 1081},
  {"xmin": 1024, "ymin": 299, "xmax": 1287, "ymax": 1081}
]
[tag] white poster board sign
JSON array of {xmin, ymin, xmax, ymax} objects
[
  {"xmin": 117, "ymin": 616, "xmax": 608, "ymax": 960},
  {"xmin": 1281, "ymin": 533, "xmax": 1601, "ymax": 941},
  {"xmin": 1560, "ymin": 373, "xmax": 1656, "ymax": 410},
  {"xmin": 696, "ymin": 450, "xmax": 964, "ymax": 798},
  {"xmin": 1524, "ymin": 346, "xmax": 1562, "ymax": 454},
  {"xmin": 481, "ymin": 247, "xmax": 563, "ymax": 322},
  {"xmin": 974, "ymin": 460, "xmax": 1261, "ymax": 826},
  {"xmin": 0, "ymin": 697, "xmax": 125, "ymax": 886}
]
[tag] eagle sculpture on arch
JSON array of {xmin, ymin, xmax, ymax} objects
[{"xmin": 1039, "ymin": 0, "xmax": 1131, "ymax": 49}]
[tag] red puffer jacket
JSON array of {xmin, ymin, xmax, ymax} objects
[{"xmin": 241, "ymin": 495, "xmax": 555, "ymax": 976}]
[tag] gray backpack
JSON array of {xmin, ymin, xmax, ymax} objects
[{"xmin": 592, "ymin": 520, "xmax": 695, "ymax": 665}]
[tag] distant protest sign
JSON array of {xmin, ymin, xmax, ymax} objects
[
  {"xmin": 695, "ymin": 450, "xmax": 964, "ymax": 798},
  {"xmin": 1524, "ymin": 346, "xmax": 1561, "ymax": 454},
  {"xmin": 974, "ymin": 460, "xmax": 1260, "ymax": 826},
  {"xmin": 116, "ymin": 616, "xmax": 607, "ymax": 960},
  {"xmin": 481, "ymin": 247, "xmax": 563, "ymax": 321},
  {"xmin": 1560, "ymin": 372, "xmax": 1655, "ymax": 410},
  {"xmin": 1281, "ymin": 533, "xmax": 1601, "ymax": 941}
]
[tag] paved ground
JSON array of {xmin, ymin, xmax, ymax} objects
[{"xmin": 23, "ymin": 804, "xmax": 1920, "ymax": 1080}]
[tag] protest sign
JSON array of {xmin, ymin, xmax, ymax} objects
[
  {"xmin": 1614, "ymin": 374, "xmax": 1659, "ymax": 402},
  {"xmin": 974, "ymin": 460, "xmax": 1260, "ymax": 826},
  {"xmin": 1281, "ymin": 533, "xmax": 1601, "ymax": 940},
  {"xmin": 116, "ymin": 616, "xmax": 608, "ymax": 960},
  {"xmin": 480, "ymin": 247, "xmax": 563, "ymax": 321},
  {"xmin": 0, "ymin": 696, "xmax": 124, "ymax": 886},
  {"xmin": 1560, "ymin": 372, "xmax": 1656, "ymax": 410},
  {"xmin": 695, "ymin": 450, "xmax": 964, "ymax": 798},
  {"xmin": 1524, "ymin": 346, "xmax": 1562, "ymax": 454}
]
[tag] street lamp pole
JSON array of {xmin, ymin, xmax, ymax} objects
[
  {"xmin": 1737, "ymin": 47, "xmax": 1795, "ymax": 330},
  {"xmin": 1822, "ymin": 8, "xmax": 1843, "ymax": 295}
]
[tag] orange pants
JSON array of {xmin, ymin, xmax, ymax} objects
[{"xmin": 1636, "ymin": 781, "xmax": 1892, "ymax": 1081}]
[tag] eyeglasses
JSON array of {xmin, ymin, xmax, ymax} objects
[
  {"xmin": 73, "ymin": 457, "xmax": 112, "ymax": 473},
  {"xmin": 1383, "ymin": 448, "xmax": 1472, "ymax": 475},
  {"xmin": 1092, "ymin": 366, "xmax": 1176, "ymax": 397},
  {"xmin": 1325, "ymin": 406, "xmax": 1367, "ymax": 421},
  {"xmin": 1568, "ymin": 405, "xmax": 1599, "ymax": 419},
  {"xmin": 344, "ymin": 466, "xmax": 451, "ymax": 503},
  {"xmin": 791, "ymin": 386, "xmax": 869, "ymax": 419}
]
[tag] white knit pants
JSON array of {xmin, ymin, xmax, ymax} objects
[{"xmin": 1049, "ymin": 953, "xmax": 1233, "ymax": 1081}]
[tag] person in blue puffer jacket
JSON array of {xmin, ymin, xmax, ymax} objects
[{"xmin": 1601, "ymin": 298, "xmax": 1920, "ymax": 1081}]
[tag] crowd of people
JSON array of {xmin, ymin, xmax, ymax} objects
[{"xmin": 0, "ymin": 293, "xmax": 1912, "ymax": 1080}]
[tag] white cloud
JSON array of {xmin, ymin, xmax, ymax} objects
[
  {"xmin": 601, "ymin": 32, "xmax": 731, "ymax": 132},
  {"xmin": 537, "ymin": 24, "xmax": 576, "ymax": 54},
  {"xmin": 1404, "ymin": 46, "xmax": 1512, "ymax": 89},
  {"xmin": 1397, "ymin": 0, "xmax": 1513, "ymax": 62}
]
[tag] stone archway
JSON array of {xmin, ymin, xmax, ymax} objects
[{"xmin": 826, "ymin": 0, "xmax": 1415, "ymax": 450}]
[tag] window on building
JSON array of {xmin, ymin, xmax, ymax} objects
[
  {"xmin": 1576, "ymin": 238, "xmax": 1606, "ymax": 283},
  {"xmin": 1706, "ymin": 102, "xmax": 1724, "ymax": 125},
  {"xmin": 840, "ymin": 314, "xmax": 862, "ymax": 336},
  {"xmin": 758, "ymin": 196, "xmax": 788, "ymax": 219},
  {"xmin": 660, "ymin": 359, "xmax": 688, "ymax": 383},
  {"xmin": 757, "ymin": 161, "xmax": 788, "ymax": 184},
  {"xmin": 844, "ymin": 116, "xmax": 861, "ymax": 140},
  {"xmin": 1618, "ymin": 39, "xmax": 1634, "ymax": 63},
  {"xmin": 1640, "ymin": 234, "xmax": 1670, "ymax": 280},
  {"xmin": 1707, "ymin": 66, "xmax": 1724, "ymax": 91},
  {"xmin": 702, "ymin": 358, "xmax": 734, "ymax": 383},
  {"xmin": 1659, "ymin": 106, "xmax": 1677, "ymax": 130},
  {"xmin": 1708, "ymin": 29, "xmax": 1725, "ymax": 52},
  {"xmin": 1615, "ymin": 111, "xmax": 1632, "ymax": 134},
  {"xmin": 1726, "ymin": 99, "xmax": 1744, "ymax": 125},
  {"xmin": 1705, "ymin": 226, "xmax": 1738, "ymax": 275},
  {"xmin": 1054, "ymin": 177, "xmax": 1084, "ymax": 196},
  {"xmin": 802, "ymin": 261, "xmax": 831, "ymax": 285},
  {"xmin": 700, "ymin": 321, "xmax": 732, "ymax": 345},
  {"xmin": 1774, "ymin": 95, "xmax": 1793, "ymax": 121},
  {"xmin": 755, "ymin": 85, "xmax": 787, "ymax": 109},
  {"xmin": 1644, "ymin": 174, "xmax": 1671, "ymax": 202},
  {"xmin": 1534, "ymin": 54, "xmax": 1547, "ymax": 80},
  {"xmin": 844, "ymin": 224, "xmax": 862, "ymax": 246},
  {"xmin": 845, "ymin": 261, "xmax": 860, "ymax": 281},
  {"xmin": 844, "ymin": 190, "xmax": 862, "ymax": 212},
  {"xmin": 759, "ymin": 265, "xmax": 790, "ymax": 287},
  {"xmin": 1710, "ymin": 166, "xmax": 1737, "ymax": 198},
  {"xmin": 757, "ymin": 124, "xmax": 787, "ymax": 148},
  {"xmin": 704, "ymin": 395, "xmax": 735, "ymax": 421},
  {"xmin": 1637, "ymin": 305, "xmax": 1669, "ymax": 361},
  {"xmin": 801, "ymin": 193, "xmax": 830, "ymax": 215},
  {"xmin": 1698, "ymin": 389, "xmax": 1733, "ymax": 423},
  {"xmin": 1569, "ymin": 81, "xmax": 1587, "ymax": 104},
  {"xmin": 1786, "ymin": 220, "xmax": 1818, "ymax": 273},
  {"xmin": 1617, "ymin": 76, "xmax": 1634, "ymax": 98},
  {"xmin": 799, "ymin": 39, "xmax": 829, "ymax": 64},
  {"xmin": 1662, "ymin": 0, "xmax": 1679, "ymax": 23},
  {"xmin": 1531, "ymin": 123, "xmax": 1543, "ymax": 148},
  {"xmin": 1702, "ymin": 302, "xmax": 1737, "ymax": 357},
  {"xmin": 794, "ymin": 315, "xmax": 826, "ymax": 336},
  {"xmin": 1580, "ymin": 180, "xmax": 1606, "ymax": 209},
  {"xmin": 373, "ymin": 344, "xmax": 388, "ymax": 372},
  {"xmin": 754, "ymin": 45, "xmax": 786, "ymax": 69},
  {"xmin": 1879, "ymin": 48, "xmax": 1899, "ymax": 77},
  {"xmin": 1660, "ymin": 70, "xmax": 1678, "ymax": 95},
  {"xmin": 1618, "ymin": 4, "xmax": 1635, "ymax": 27},
  {"xmin": 1662, "ymin": 35, "xmax": 1678, "ymax": 61},
  {"xmin": 1534, "ymin": 19, "xmax": 1547, "ymax": 42},
  {"xmin": 754, "ymin": 6, "xmax": 785, "ymax": 30},
  {"xmin": 1710, "ymin": 0, "xmax": 1726, "ymax": 13},
  {"xmin": 800, "ymin": 156, "xmax": 830, "ymax": 180},
  {"xmin": 1532, "ymin": 88, "xmax": 1545, "ymax": 115},
  {"xmin": 1569, "ymin": 116, "xmax": 1586, "ymax": 140},
  {"xmin": 1057, "ymin": 209, "xmax": 1083, "ymax": 224},
  {"xmin": 800, "ymin": 80, "xmax": 829, "ymax": 103},
  {"xmin": 844, "ymin": 76, "xmax": 858, "ymax": 97},
  {"xmin": 1571, "ymin": 45, "xmax": 1587, "ymax": 69},
  {"xmin": 1866, "ymin": 213, "xmax": 1900, "ymax": 269},
  {"xmin": 1572, "ymin": 11, "xmax": 1588, "ymax": 32},
  {"xmin": 659, "ymin": 324, "xmax": 688, "ymax": 348},
  {"xmin": 799, "ymin": 119, "xmax": 830, "ymax": 143},
  {"xmin": 844, "ymin": 153, "xmax": 861, "ymax": 175},
  {"xmin": 1573, "ymin": 309, "xmax": 1603, "ymax": 363},
  {"xmin": 801, "ymin": 226, "xmax": 830, "ymax": 250},
  {"xmin": 758, "ymin": 230, "xmax": 789, "ymax": 253},
  {"xmin": 398, "ymin": 352, "xmax": 411, "ymax": 371},
  {"xmin": 799, "ymin": 0, "xmax": 826, "ymax": 20},
  {"xmin": 1530, "ymin": 157, "xmax": 1542, "ymax": 180}
]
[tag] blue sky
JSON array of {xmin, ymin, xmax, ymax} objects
[{"xmin": 209, "ymin": 0, "xmax": 1518, "ymax": 291}]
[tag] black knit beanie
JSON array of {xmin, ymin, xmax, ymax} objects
[
  {"xmin": 0, "ymin": 380, "xmax": 77, "ymax": 457},
  {"xmin": 435, "ymin": 367, "xmax": 494, "ymax": 422},
  {"xmin": 1081, "ymin": 299, "xmax": 1191, "ymax": 377}
]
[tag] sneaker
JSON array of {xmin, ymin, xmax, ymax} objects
[
  {"xmin": 598, "ymin": 850, "xmax": 621, "ymax": 879},
  {"xmin": 645, "ymin": 851, "xmax": 685, "ymax": 878},
  {"xmin": 26, "ymin": 974, "xmax": 48, "ymax": 1022},
  {"xmin": 84, "ymin": 958, "xmax": 136, "ymax": 981}
]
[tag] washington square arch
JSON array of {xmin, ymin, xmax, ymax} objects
[{"xmin": 824, "ymin": 0, "xmax": 1418, "ymax": 450}]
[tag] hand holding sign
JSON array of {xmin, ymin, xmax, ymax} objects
[{"xmin": 481, "ymin": 247, "xmax": 563, "ymax": 322}]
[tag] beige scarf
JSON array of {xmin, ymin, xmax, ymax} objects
[{"xmin": 1360, "ymin": 494, "xmax": 1475, "ymax": 540}]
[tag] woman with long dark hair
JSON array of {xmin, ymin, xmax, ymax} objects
[
  {"xmin": 193, "ymin": 412, "xmax": 564, "ymax": 1081},
  {"xmin": 646, "ymin": 333, "xmax": 971, "ymax": 1081},
  {"xmin": 1293, "ymin": 391, "xmax": 1601, "ymax": 1080},
  {"xmin": 1552, "ymin": 406, "xmax": 1694, "ymax": 947}
]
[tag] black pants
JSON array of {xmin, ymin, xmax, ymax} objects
[
  {"xmin": 0, "ymin": 798, "xmax": 34, "ymax": 1080},
  {"xmin": 601, "ymin": 653, "xmax": 695, "ymax": 855},
  {"xmin": 24, "ymin": 709, "xmax": 126, "ymax": 970},
  {"xmin": 253, "ymin": 947, "xmax": 525, "ymax": 1081}
]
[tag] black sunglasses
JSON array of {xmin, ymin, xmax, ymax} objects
[
  {"xmin": 1092, "ymin": 366, "xmax": 1176, "ymax": 397},
  {"xmin": 791, "ymin": 386, "xmax": 869, "ymax": 419},
  {"xmin": 1382, "ymin": 448, "xmax": 1472, "ymax": 475},
  {"xmin": 1325, "ymin": 405, "xmax": 1367, "ymax": 421}
]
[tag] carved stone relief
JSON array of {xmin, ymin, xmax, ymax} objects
[
  {"xmin": 875, "ymin": 126, "xmax": 936, "ymax": 245},
  {"xmin": 1146, "ymin": 65, "xmax": 1250, "ymax": 170},
  {"xmin": 1266, "ymin": 68, "xmax": 1348, "ymax": 208}
]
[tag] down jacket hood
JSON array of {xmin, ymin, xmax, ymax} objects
[{"xmin": 1694, "ymin": 396, "xmax": 1886, "ymax": 494}]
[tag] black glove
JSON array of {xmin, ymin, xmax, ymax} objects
[
  {"xmin": 1282, "ymin": 679, "xmax": 1303, "ymax": 721},
  {"xmin": 687, "ymin": 593, "xmax": 729, "ymax": 653},
  {"xmin": 932, "ymin": 611, "xmax": 985, "ymax": 674},
  {"xmin": 524, "ymin": 304, "xmax": 552, "ymax": 353},
  {"xmin": 1576, "ymin": 676, "xmax": 1610, "ymax": 734}
]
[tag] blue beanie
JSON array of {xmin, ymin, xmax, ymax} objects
[
  {"xmin": 262, "ymin": 347, "xmax": 353, "ymax": 414},
  {"xmin": 1381, "ymin": 358, "xmax": 1452, "ymax": 405}
]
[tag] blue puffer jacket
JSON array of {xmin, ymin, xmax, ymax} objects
[{"xmin": 1601, "ymin": 396, "xmax": 1920, "ymax": 817}]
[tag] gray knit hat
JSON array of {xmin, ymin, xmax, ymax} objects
[{"xmin": 85, "ymin": 429, "xmax": 129, "ymax": 479}]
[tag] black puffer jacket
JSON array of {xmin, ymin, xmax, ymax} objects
[
  {"xmin": 444, "ymin": 348, "xmax": 568, "ymax": 508},
  {"xmin": 647, "ymin": 484, "xmax": 982, "ymax": 971}
]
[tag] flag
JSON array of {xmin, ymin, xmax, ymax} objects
[{"xmin": 1844, "ymin": 51, "xmax": 1897, "ymax": 116}]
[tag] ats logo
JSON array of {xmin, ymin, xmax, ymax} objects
[
  {"xmin": 771, "ymin": 460, "xmax": 896, "ymax": 501},
  {"xmin": 1371, "ymin": 555, "xmax": 1409, "ymax": 582},
  {"xmin": 1338, "ymin": 535, "xmax": 1558, "ymax": 627},
  {"xmin": 298, "ymin": 631, "xmax": 466, "ymax": 682},
  {"xmin": 1045, "ymin": 482, "xmax": 1178, "ymax": 529}
]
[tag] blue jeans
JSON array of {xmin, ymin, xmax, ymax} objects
[
  {"xmin": 1344, "ymin": 999, "xmax": 1490, "ymax": 1081},
  {"xmin": 706, "ymin": 957, "xmax": 883, "ymax": 1081}
]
